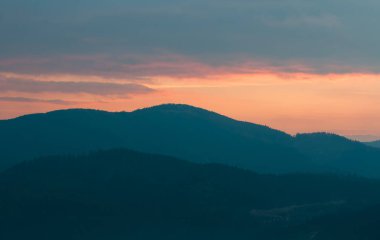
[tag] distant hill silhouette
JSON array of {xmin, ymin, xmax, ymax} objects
[
  {"xmin": 1, "ymin": 104, "xmax": 380, "ymax": 177},
  {"xmin": 1, "ymin": 149, "xmax": 380, "ymax": 239},
  {"xmin": 294, "ymin": 133, "xmax": 380, "ymax": 177},
  {"xmin": 367, "ymin": 140, "xmax": 380, "ymax": 149}
]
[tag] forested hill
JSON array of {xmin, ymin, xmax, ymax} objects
[
  {"xmin": 1, "ymin": 104, "xmax": 380, "ymax": 177},
  {"xmin": 1, "ymin": 149, "xmax": 380, "ymax": 239}
]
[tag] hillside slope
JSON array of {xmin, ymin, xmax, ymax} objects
[
  {"xmin": 367, "ymin": 140, "xmax": 380, "ymax": 148},
  {"xmin": 1, "ymin": 104, "xmax": 380, "ymax": 177},
  {"xmin": 1, "ymin": 149, "xmax": 380, "ymax": 239}
]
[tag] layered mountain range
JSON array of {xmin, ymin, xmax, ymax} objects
[
  {"xmin": 1, "ymin": 149, "xmax": 380, "ymax": 239},
  {"xmin": 1, "ymin": 104, "xmax": 380, "ymax": 177}
]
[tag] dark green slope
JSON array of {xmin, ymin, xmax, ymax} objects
[
  {"xmin": 287, "ymin": 205, "xmax": 380, "ymax": 240},
  {"xmin": 1, "ymin": 149, "xmax": 380, "ymax": 239}
]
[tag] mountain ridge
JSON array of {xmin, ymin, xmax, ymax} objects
[{"xmin": 1, "ymin": 103, "xmax": 380, "ymax": 177}]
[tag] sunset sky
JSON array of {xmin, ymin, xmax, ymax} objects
[{"xmin": 1, "ymin": 0, "xmax": 380, "ymax": 140}]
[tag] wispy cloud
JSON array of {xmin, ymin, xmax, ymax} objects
[
  {"xmin": 263, "ymin": 15, "xmax": 341, "ymax": 29},
  {"xmin": 0, "ymin": 96, "xmax": 74, "ymax": 105},
  {"xmin": 0, "ymin": 77, "xmax": 155, "ymax": 96}
]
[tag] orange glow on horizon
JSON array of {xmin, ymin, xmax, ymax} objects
[{"xmin": 1, "ymin": 70, "xmax": 380, "ymax": 140}]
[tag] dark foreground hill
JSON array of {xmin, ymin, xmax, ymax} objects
[
  {"xmin": 1, "ymin": 104, "xmax": 380, "ymax": 177},
  {"xmin": 1, "ymin": 149, "xmax": 380, "ymax": 239},
  {"xmin": 288, "ymin": 205, "xmax": 380, "ymax": 240}
]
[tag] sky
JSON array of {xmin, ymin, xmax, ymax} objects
[{"xmin": 1, "ymin": 0, "xmax": 380, "ymax": 141}]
